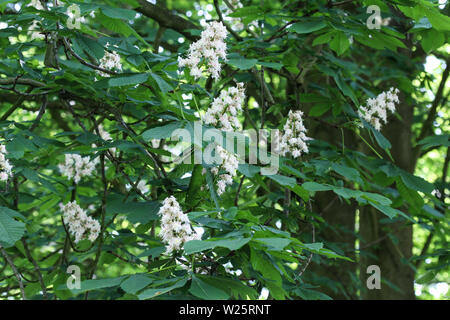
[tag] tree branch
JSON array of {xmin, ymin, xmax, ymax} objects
[
  {"xmin": 416, "ymin": 59, "xmax": 450, "ymax": 153},
  {"xmin": 136, "ymin": 0, "xmax": 200, "ymax": 41},
  {"xmin": 0, "ymin": 245, "xmax": 27, "ymax": 300}
]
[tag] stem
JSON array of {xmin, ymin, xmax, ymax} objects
[{"xmin": 357, "ymin": 131, "xmax": 383, "ymax": 159}]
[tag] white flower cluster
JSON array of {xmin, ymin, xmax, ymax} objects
[
  {"xmin": 204, "ymin": 83, "xmax": 245, "ymax": 131},
  {"xmin": 358, "ymin": 87, "xmax": 400, "ymax": 131},
  {"xmin": 158, "ymin": 196, "xmax": 200, "ymax": 254},
  {"xmin": 125, "ymin": 180, "xmax": 149, "ymax": 195},
  {"xmin": 178, "ymin": 21, "xmax": 228, "ymax": 80},
  {"xmin": 97, "ymin": 44, "xmax": 122, "ymax": 77},
  {"xmin": 60, "ymin": 201, "xmax": 100, "ymax": 243},
  {"xmin": 204, "ymin": 144, "xmax": 239, "ymax": 195},
  {"xmin": 28, "ymin": 20, "xmax": 44, "ymax": 41},
  {"xmin": 0, "ymin": 144, "xmax": 13, "ymax": 182},
  {"xmin": 93, "ymin": 124, "xmax": 116, "ymax": 155},
  {"xmin": 279, "ymin": 110, "xmax": 310, "ymax": 158},
  {"xmin": 58, "ymin": 154, "xmax": 98, "ymax": 184},
  {"xmin": 29, "ymin": 0, "xmax": 44, "ymax": 10},
  {"xmin": 223, "ymin": 0, "xmax": 245, "ymax": 31}
]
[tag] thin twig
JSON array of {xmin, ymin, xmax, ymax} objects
[
  {"xmin": 0, "ymin": 245, "xmax": 27, "ymax": 300},
  {"xmin": 21, "ymin": 239, "xmax": 48, "ymax": 299}
]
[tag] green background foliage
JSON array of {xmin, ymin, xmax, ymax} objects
[{"xmin": 0, "ymin": 0, "xmax": 448, "ymax": 300}]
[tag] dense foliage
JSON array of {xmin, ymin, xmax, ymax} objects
[{"xmin": 0, "ymin": 0, "xmax": 448, "ymax": 300}]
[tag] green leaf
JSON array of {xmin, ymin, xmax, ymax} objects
[
  {"xmin": 302, "ymin": 182, "xmax": 332, "ymax": 192},
  {"xmin": 106, "ymin": 197, "xmax": 160, "ymax": 224},
  {"xmin": 302, "ymin": 242, "xmax": 324, "ymax": 251},
  {"xmin": 108, "ymin": 73, "xmax": 149, "ymax": 87},
  {"xmin": 329, "ymin": 32, "xmax": 350, "ymax": 55},
  {"xmin": 312, "ymin": 31, "xmax": 336, "ymax": 46},
  {"xmin": 267, "ymin": 174, "xmax": 296, "ymax": 188},
  {"xmin": 370, "ymin": 202, "xmax": 398, "ymax": 219},
  {"xmin": 417, "ymin": 134, "xmax": 450, "ymax": 149},
  {"xmin": 238, "ymin": 164, "xmax": 260, "ymax": 178},
  {"xmin": 64, "ymin": 276, "xmax": 126, "ymax": 294},
  {"xmin": 309, "ymin": 103, "xmax": 331, "ymax": 117},
  {"xmin": 142, "ymin": 121, "xmax": 186, "ymax": 140},
  {"xmin": 290, "ymin": 20, "xmax": 327, "ymax": 34},
  {"xmin": 138, "ymin": 246, "xmax": 166, "ymax": 259},
  {"xmin": 100, "ymin": 6, "xmax": 136, "ymax": 20},
  {"xmin": 184, "ymin": 237, "xmax": 251, "ymax": 254},
  {"xmin": 423, "ymin": 6, "xmax": 450, "ymax": 31},
  {"xmin": 196, "ymin": 275, "xmax": 257, "ymax": 299},
  {"xmin": 228, "ymin": 57, "xmax": 258, "ymax": 70},
  {"xmin": 331, "ymin": 163, "xmax": 361, "ymax": 183},
  {"xmin": 120, "ymin": 274, "xmax": 153, "ymax": 294},
  {"xmin": 189, "ymin": 275, "xmax": 229, "ymax": 300},
  {"xmin": 295, "ymin": 287, "xmax": 332, "ymax": 300},
  {"xmin": 250, "ymin": 248, "xmax": 282, "ymax": 285},
  {"xmin": 421, "ymin": 29, "xmax": 445, "ymax": 53},
  {"xmin": 371, "ymin": 125, "xmax": 392, "ymax": 150},
  {"xmin": 258, "ymin": 61, "xmax": 283, "ymax": 70},
  {"xmin": 0, "ymin": 207, "xmax": 26, "ymax": 248},
  {"xmin": 253, "ymin": 238, "xmax": 291, "ymax": 251},
  {"xmin": 6, "ymin": 135, "xmax": 36, "ymax": 159},
  {"xmin": 416, "ymin": 270, "xmax": 437, "ymax": 284},
  {"xmin": 150, "ymin": 73, "xmax": 173, "ymax": 93},
  {"xmin": 396, "ymin": 178, "xmax": 424, "ymax": 214},
  {"xmin": 72, "ymin": 34, "xmax": 105, "ymax": 60},
  {"xmin": 400, "ymin": 171, "xmax": 434, "ymax": 194},
  {"xmin": 205, "ymin": 169, "xmax": 220, "ymax": 209},
  {"xmin": 185, "ymin": 164, "xmax": 204, "ymax": 210},
  {"xmin": 138, "ymin": 277, "xmax": 188, "ymax": 300}
]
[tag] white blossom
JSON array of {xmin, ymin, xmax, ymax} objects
[
  {"xmin": 158, "ymin": 196, "xmax": 200, "ymax": 254},
  {"xmin": 97, "ymin": 43, "xmax": 122, "ymax": 77},
  {"xmin": 136, "ymin": 180, "xmax": 149, "ymax": 195},
  {"xmin": 358, "ymin": 87, "xmax": 400, "ymax": 131},
  {"xmin": 29, "ymin": 0, "xmax": 44, "ymax": 10},
  {"xmin": 28, "ymin": 20, "xmax": 44, "ymax": 41},
  {"xmin": 125, "ymin": 180, "xmax": 149, "ymax": 195},
  {"xmin": 93, "ymin": 124, "xmax": 116, "ymax": 155},
  {"xmin": 203, "ymin": 144, "xmax": 239, "ymax": 195},
  {"xmin": 279, "ymin": 110, "xmax": 310, "ymax": 158},
  {"xmin": 223, "ymin": 0, "xmax": 245, "ymax": 31},
  {"xmin": 178, "ymin": 21, "xmax": 228, "ymax": 80},
  {"xmin": 60, "ymin": 201, "xmax": 100, "ymax": 243},
  {"xmin": 0, "ymin": 144, "xmax": 13, "ymax": 182},
  {"xmin": 204, "ymin": 83, "xmax": 245, "ymax": 131},
  {"xmin": 58, "ymin": 153, "xmax": 98, "ymax": 184}
]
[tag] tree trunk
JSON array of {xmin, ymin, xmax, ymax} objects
[
  {"xmin": 359, "ymin": 93, "xmax": 416, "ymax": 299},
  {"xmin": 309, "ymin": 122, "xmax": 358, "ymax": 299}
]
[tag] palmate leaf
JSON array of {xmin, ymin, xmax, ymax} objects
[
  {"xmin": 108, "ymin": 73, "xmax": 149, "ymax": 87},
  {"xmin": 290, "ymin": 20, "xmax": 327, "ymax": 34},
  {"xmin": 138, "ymin": 277, "xmax": 188, "ymax": 300},
  {"xmin": 120, "ymin": 274, "xmax": 153, "ymax": 294},
  {"xmin": 396, "ymin": 177, "xmax": 424, "ymax": 213},
  {"xmin": 195, "ymin": 275, "xmax": 258, "ymax": 299},
  {"xmin": 60, "ymin": 276, "xmax": 127, "ymax": 295},
  {"xmin": 0, "ymin": 0, "xmax": 447, "ymax": 301},
  {"xmin": 184, "ymin": 236, "xmax": 251, "ymax": 255},
  {"xmin": 189, "ymin": 275, "xmax": 229, "ymax": 300},
  {"xmin": 0, "ymin": 207, "xmax": 26, "ymax": 248}
]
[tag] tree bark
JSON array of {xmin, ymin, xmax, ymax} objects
[
  {"xmin": 359, "ymin": 93, "xmax": 416, "ymax": 299},
  {"xmin": 309, "ymin": 119, "xmax": 358, "ymax": 300}
]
